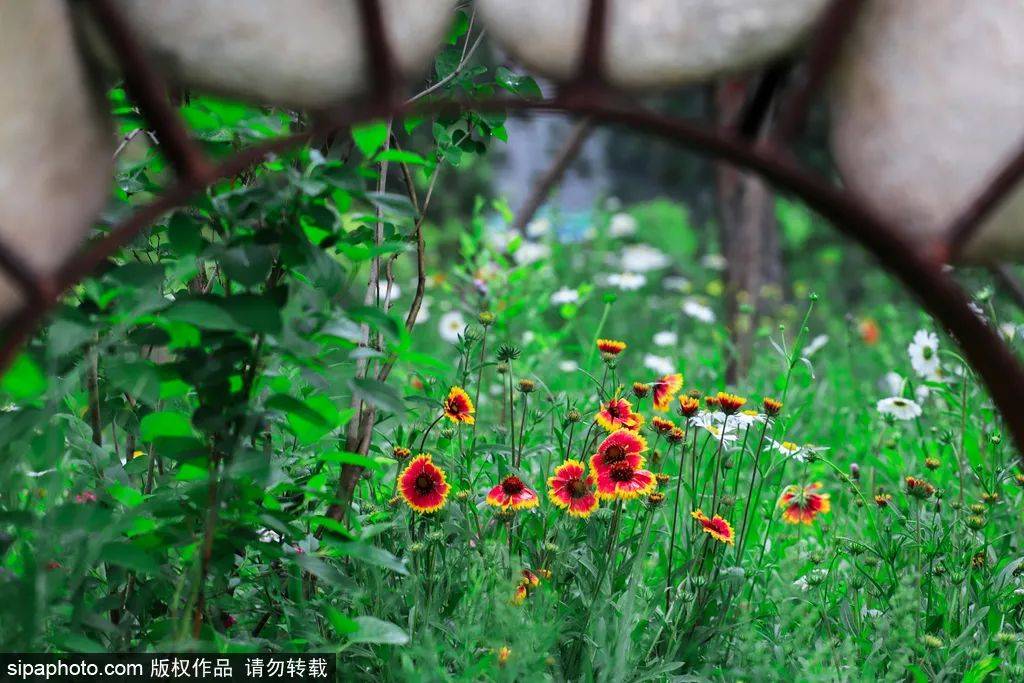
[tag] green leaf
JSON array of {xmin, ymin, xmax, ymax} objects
[
  {"xmin": 352, "ymin": 121, "xmax": 389, "ymax": 158},
  {"xmin": 266, "ymin": 394, "xmax": 329, "ymax": 427},
  {"xmin": 495, "ymin": 67, "xmax": 542, "ymax": 99},
  {"xmin": 349, "ymin": 617, "xmax": 409, "ymax": 645},
  {"xmin": 167, "ymin": 213, "xmax": 204, "ymax": 255},
  {"xmin": 349, "ymin": 378, "xmax": 405, "ymax": 416},
  {"xmin": 294, "ymin": 554, "xmax": 346, "ymax": 586},
  {"xmin": 286, "ymin": 395, "xmax": 343, "ymax": 445},
  {"xmin": 324, "ymin": 607, "xmax": 359, "ymax": 638},
  {"xmin": 163, "ymin": 300, "xmax": 237, "ymax": 331},
  {"xmin": 141, "ymin": 411, "xmax": 195, "ymax": 441},
  {"xmin": 1, "ymin": 354, "xmax": 47, "ymax": 400},
  {"xmin": 100, "ymin": 541, "xmax": 160, "ymax": 573},
  {"xmin": 107, "ymin": 483, "xmax": 145, "ymax": 508},
  {"xmin": 317, "ymin": 450, "xmax": 384, "ymax": 470}
]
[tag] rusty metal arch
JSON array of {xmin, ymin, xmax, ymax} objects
[{"xmin": 3, "ymin": 0, "xmax": 1024, "ymax": 463}]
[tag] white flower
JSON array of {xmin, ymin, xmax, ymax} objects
[
  {"xmin": 662, "ymin": 276, "xmax": 691, "ymax": 292},
  {"xmin": 730, "ymin": 410, "xmax": 764, "ymax": 429},
  {"xmin": 882, "ymin": 371, "xmax": 905, "ymax": 397},
  {"xmin": 607, "ymin": 272, "xmax": 647, "ymax": 291},
  {"xmin": 439, "ymin": 311, "xmax": 466, "ymax": 343},
  {"xmin": 653, "ymin": 330, "xmax": 678, "ymax": 347},
  {"xmin": 522, "ymin": 330, "xmax": 535, "ymax": 345},
  {"xmin": 643, "ymin": 353, "xmax": 675, "ymax": 375},
  {"xmin": 558, "ymin": 360, "xmax": 579, "ymax": 373},
  {"xmin": 525, "ymin": 217, "xmax": 551, "ymax": 238},
  {"xmin": 489, "ymin": 383, "xmax": 504, "ymax": 396},
  {"xmin": 377, "ymin": 281, "xmax": 401, "ymax": 301},
  {"xmin": 550, "ymin": 287, "xmax": 580, "ymax": 305},
  {"xmin": 969, "ymin": 302, "xmax": 987, "ymax": 321},
  {"xmin": 701, "ymin": 253, "xmax": 727, "ymax": 271},
  {"xmin": 487, "ymin": 229, "xmax": 513, "ymax": 252},
  {"xmin": 514, "ymin": 241, "xmax": 551, "ymax": 265},
  {"xmin": 803, "ymin": 334, "xmax": 829, "ymax": 357},
  {"xmin": 908, "ymin": 329, "xmax": 940, "ymax": 380},
  {"xmin": 876, "ymin": 396, "xmax": 922, "ymax": 421},
  {"xmin": 621, "ymin": 244, "xmax": 671, "ymax": 272},
  {"xmin": 608, "ymin": 212, "xmax": 637, "ymax": 238},
  {"xmin": 1000, "ymin": 322, "xmax": 1018, "ymax": 341},
  {"xmin": 258, "ymin": 528, "xmax": 282, "ymax": 544},
  {"xmin": 683, "ymin": 299, "xmax": 716, "ymax": 324},
  {"xmin": 772, "ymin": 439, "xmax": 806, "ymax": 462},
  {"xmin": 700, "ymin": 422, "xmax": 739, "ymax": 444}
]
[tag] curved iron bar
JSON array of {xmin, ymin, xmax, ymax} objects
[{"xmin": 0, "ymin": 0, "xmax": 1017, "ymax": 469}]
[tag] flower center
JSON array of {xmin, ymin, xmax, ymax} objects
[
  {"xmin": 566, "ymin": 478, "xmax": 588, "ymax": 498},
  {"xmin": 893, "ymin": 399, "xmax": 907, "ymax": 407},
  {"xmin": 502, "ymin": 476, "xmax": 525, "ymax": 495},
  {"xmin": 603, "ymin": 445, "xmax": 627, "ymax": 464},
  {"xmin": 606, "ymin": 403, "xmax": 621, "ymax": 418},
  {"xmin": 415, "ymin": 473, "xmax": 434, "ymax": 494},
  {"xmin": 923, "ymin": 347, "xmax": 933, "ymax": 360},
  {"xmin": 609, "ymin": 463, "xmax": 634, "ymax": 482}
]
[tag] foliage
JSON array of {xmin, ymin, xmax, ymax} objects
[{"xmin": 2, "ymin": 7, "xmax": 1024, "ymax": 682}]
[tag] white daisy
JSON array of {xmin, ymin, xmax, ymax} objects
[
  {"xmin": 908, "ymin": 329, "xmax": 940, "ymax": 380},
  {"xmin": 438, "ymin": 310, "xmax": 466, "ymax": 343},
  {"xmin": 550, "ymin": 287, "xmax": 580, "ymax": 305},
  {"xmin": 701, "ymin": 253, "xmax": 727, "ymax": 271},
  {"xmin": 608, "ymin": 212, "xmax": 637, "ymax": 238},
  {"xmin": 730, "ymin": 410, "xmax": 765, "ymax": 429},
  {"xmin": 876, "ymin": 396, "xmax": 922, "ymax": 421},
  {"xmin": 643, "ymin": 353, "xmax": 675, "ymax": 375},
  {"xmin": 621, "ymin": 244, "xmax": 671, "ymax": 272},
  {"xmin": 653, "ymin": 330, "xmax": 678, "ymax": 347},
  {"xmin": 700, "ymin": 423, "xmax": 739, "ymax": 444},
  {"xmin": 376, "ymin": 281, "xmax": 401, "ymax": 302},
  {"xmin": 772, "ymin": 439, "xmax": 807, "ymax": 462},
  {"xmin": 882, "ymin": 371, "xmax": 905, "ymax": 397},
  {"xmin": 558, "ymin": 360, "xmax": 579, "ymax": 373},
  {"xmin": 514, "ymin": 241, "xmax": 551, "ymax": 265},
  {"xmin": 683, "ymin": 299, "xmax": 716, "ymax": 324},
  {"xmin": 607, "ymin": 272, "xmax": 647, "ymax": 291},
  {"xmin": 662, "ymin": 276, "xmax": 691, "ymax": 292},
  {"xmin": 803, "ymin": 334, "xmax": 829, "ymax": 357},
  {"xmin": 525, "ymin": 217, "xmax": 551, "ymax": 238}
]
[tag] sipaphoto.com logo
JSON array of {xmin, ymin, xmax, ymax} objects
[{"xmin": 6, "ymin": 658, "xmax": 143, "ymax": 680}]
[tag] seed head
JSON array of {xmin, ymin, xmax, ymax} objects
[
  {"xmin": 392, "ymin": 446, "xmax": 411, "ymax": 462},
  {"xmin": 497, "ymin": 344, "xmax": 521, "ymax": 362},
  {"xmin": 478, "ymin": 311, "xmax": 496, "ymax": 327},
  {"xmin": 566, "ymin": 408, "xmax": 582, "ymax": 423},
  {"xmin": 925, "ymin": 457, "xmax": 940, "ymax": 471},
  {"xmin": 632, "ymin": 382, "xmax": 651, "ymax": 398}
]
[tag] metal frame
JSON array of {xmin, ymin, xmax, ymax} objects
[{"xmin": 5, "ymin": 0, "xmax": 1024, "ymax": 456}]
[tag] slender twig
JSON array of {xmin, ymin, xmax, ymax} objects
[
  {"xmin": 513, "ymin": 119, "xmax": 594, "ymax": 231},
  {"xmin": 87, "ymin": 0, "xmax": 211, "ymax": 181}
]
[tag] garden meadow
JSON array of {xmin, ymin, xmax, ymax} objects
[{"xmin": 2, "ymin": 3, "xmax": 1024, "ymax": 682}]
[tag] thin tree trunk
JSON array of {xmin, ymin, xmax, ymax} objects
[{"xmin": 714, "ymin": 79, "xmax": 786, "ymax": 383}]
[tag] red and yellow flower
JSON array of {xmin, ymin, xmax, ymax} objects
[
  {"xmin": 716, "ymin": 391, "xmax": 747, "ymax": 415},
  {"xmin": 548, "ymin": 459, "xmax": 600, "ymax": 518},
  {"xmin": 596, "ymin": 461, "xmax": 656, "ymax": 500},
  {"xmin": 691, "ymin": 509, "xmax": 735, "ymax": 545},
  {"xmin": 596, "ymin": 338, "xmax": 627, "ymax": 356},
  {"xmin": 678, "ymin": 395, "xmax": 700, "ymax": 418},
  {"xmin": 487, "ymin": 475, "xmax": 539, "ymax": 511},
  {"xmin": 512, "ymin": 568, "xmax": 543, "ymax": 604},
  {"xmin": 398, "ymin": 454, "xmax": 450, "ymax": 514},
  {"xmin": 590, "ymin": 429, "xmax": 647, "ymax": 473},
  {"xmin": 778, "ymin": 483, "xmax": 831, "ymax": 525},
  {"xmin": 652, "ymin": 373, "xmax": 683, "ymax": 412},
  {"xmin": 596, "ymin": 397, "xmax": 645, "ymax": 432},
  {"xmin": 651, "ymin": 416, "xmax": 676, "ymax": 434},
  {"xmin": 443, "ymin": 386, "xmax": 475, "ymax": 424}
]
